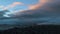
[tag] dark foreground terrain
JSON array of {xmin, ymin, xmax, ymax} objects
[{"xmin": 0, "ymin": 25, "xmax": 60, "ymax": 34}]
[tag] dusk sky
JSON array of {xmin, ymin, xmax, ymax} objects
[
  {"xmin": 0, "ymin": 0, "xmax": 58, "ymax": 17},
  {"xmin": 0, "ymin": 0, "xmax": 38, "ymax": 11},
  {"xmin": 0, "ymin": 0, "xmax": 60, "ymax": 30},
  {"xmin": 0, "ymin": 0, "xmax": 60, "ymax": 28}
]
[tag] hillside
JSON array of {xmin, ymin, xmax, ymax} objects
[{"xmin": 0, "ymin": 25, "xmax": 60, "ymax": 34}]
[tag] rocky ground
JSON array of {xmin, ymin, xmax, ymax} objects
[{"xmin": 0, "ymin": 25, "xmax": 60, "ymax": 34}]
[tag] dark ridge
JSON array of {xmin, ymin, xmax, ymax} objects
[{"xmin": 0, "ymin": 25, "xmax": 60, "ymax": 34}]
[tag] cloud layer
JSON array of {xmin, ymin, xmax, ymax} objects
[
  {"xmin": 1, "ymin": 0, "xmax": 60, "ymax": 25},
  {"xmin": 9, "ymin": 0, "xmax": 60, "ymax": 23},
  {"xmin": 28, "ymin": 0, "xmax": 48, "ymax": 10},
  {"xmin": 13, "ymin": 0, "xmax": 60, "ymax": 16}
]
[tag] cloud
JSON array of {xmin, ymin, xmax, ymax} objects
[
  {"xmin": 11, "ymin": 0, "xmax": 49, "ymax": 16},
  {"xmin": 6, "ymin": 0, "xmax": 60, "ymax": 18},
  {"xmin": 1, "ymin": 0, "xmax": 60, "ymax": 25},
  {"xmin": 3, "ymin": 2, "xmax": 23, "ymax": 10},
  {"xmin": 28, "ymin": 0, "xmax": 60, "ymax": 10},
  {"xmin": 10, "ymin": 0, "xmax": 60, "ymax": 19},
  {"xmin": 28, "ymin": 0, "xmax": 49, "ymax": 10}
]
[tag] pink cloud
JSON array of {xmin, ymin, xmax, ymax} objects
[
  {"xmin": 10, "ymin": 2, "xmax": 23, "ymax": 7},
  {"xmin": 28, "ymin": 0, "xmax": 49, "ymax": 10},
  {"xmin": 3, "ymin": 2, "xmax": 23, "ymax": 10}
]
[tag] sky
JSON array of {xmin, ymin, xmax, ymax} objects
[
  {"xmin": 8, "ymin": 0, "xmax": 60, "ymax": 21},
  {"xmin": 7, "ymin": 0, "xmax": 60, "ymax": 24},
  {"xmin": 0, "ymin": 0, "xmax": 60, "ymax": 18},
  {"xmin": 0, "ymin": 0, "xmax": 38, "ymax": 11},
  {"xmin": 0, "ymin": 0, "xmax": 60, "ymax": 30},
  {"xmin": 0, "ymin": 0, "xmax": 39, "ymax": 17},
  {"xmin": 0, "ymin": 0, "xmax": 60, "ymax": 26}
]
